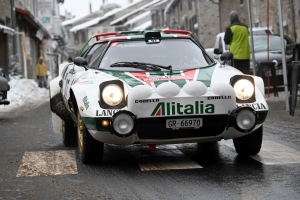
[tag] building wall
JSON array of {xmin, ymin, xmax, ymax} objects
[
  {"xmin": 0, "ymin": 0, "xmax": 13, "ymax": 76},
  {"xmin": 155, "ymin": 0, "xmax": 220, "ymax": 48}
]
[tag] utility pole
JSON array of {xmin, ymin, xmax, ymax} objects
[
  {"xmin": 194, "ymin": 0, "xmax": 201, "ymax": 40},
  {"xmin": 247, "ymin": 0, "xmax": 256, "ymax": 76},
  {"xmin": 11, "ymin": 0, "xmax": 17, "ymax": 55}
]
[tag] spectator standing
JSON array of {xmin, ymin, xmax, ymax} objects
[
  {"xmin": 224, "ymin": 11, "xmax": 250, "ymax": 74},
  {"xmin": 36, "ymin": 56, "xmax": 48, "ymax": 88}
]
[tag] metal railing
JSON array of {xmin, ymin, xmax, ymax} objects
[{"xmin": 258, "ymin": 62, "xmax": 278, "ymax": 97}]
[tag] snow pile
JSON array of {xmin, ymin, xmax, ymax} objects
[{"xmin": 0, "ymin": 77, "xmax": 49, "ymax": 115}]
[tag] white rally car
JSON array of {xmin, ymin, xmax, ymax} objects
[{"xmin": 50, "ymin": 30, "xmax": 268, "ymax": 164}]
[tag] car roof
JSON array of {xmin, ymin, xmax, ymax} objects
[{"xmin": 216, "ymin": 27, "xmax": 273, "ymax": 38}]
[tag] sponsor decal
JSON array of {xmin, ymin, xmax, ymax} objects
[
  {"xmin": 146, "ymin": 39, "xmax": 160, "ymax": 43},
  {"xmin": 237, "ymin": 103, "xmax": 267, "ymax": 110},
  {"xmin": 96, "ymin": 109, "xmax": 121, "ymax": 116},
  {"xmin": 135, "ymin": 99, "xmax": 159, "ymax": 103},
  {"xmin": 207, "ymin": 96, "xmax": 231, "ymax": 100},
  {"xmin": 142, "ymin": 76, "xmax": 193, "ymax": 82},
  {"xmin": 83, "ymin": 96, "xmax": 89, "ymax": 110},
  {"xmin": 78, "ymin": 81, "xmax": 94, "ymax": 85},
  {"xmin": 151, "ymin": 101, "xmax": 215, "ymax": 116},
  {"xmin": 110, "ymin": 42, "xmax": 118, "ymax": 48},
  {"xmin": 129, "ymin": 70, "xmax": 197, "ymax": 87}
]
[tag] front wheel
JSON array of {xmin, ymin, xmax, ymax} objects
[
  {"xmin": 77, "ymin": 111, "xmax": 104, "ymax": 164},
  {"xmin": 50, "ymin": 93, "xmax": 77, "ymax": 147},
  {"xmin": 233, "ymin": 126, "xmax": 263, "ymax": 155}
]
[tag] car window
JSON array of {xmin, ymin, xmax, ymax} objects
[
  {"xmin": 85, "ymin": 43, "xmax": 108, "ymax": 67},
  {"xmin": 252, "ymin": 36, "xmax": 287, "ymax": 52},
  {"xmin": 99, "ymin": 39, "xmax": 213, "ymax": 71}
]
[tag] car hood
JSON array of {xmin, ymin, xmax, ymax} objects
[
  {"xmin": 253, "ymin": 51, "xmax": 293, "ymax": 63},
  {"xmin": 71, "ymin": 63, "xmax": 269, "ymax": 118}
]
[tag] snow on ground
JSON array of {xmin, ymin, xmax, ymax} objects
[{"xmin": 0, "ymin": 76, "xmax": 50, "ymax": 116}]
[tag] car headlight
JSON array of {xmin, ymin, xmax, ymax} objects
[
  {"xmin": 233, "ymin": 79, "xmax": 254, "ymax": 100},
  {"xmin": 230, "ymin": 75, "xmax": 256, "ymax": 103},
  {"xmin": 99, "ymin": 80, "xmax": 126, "ymax": 109},
  {"xmin": 102, "ymin": 84, "xmax": 123, "ymax": 106}
]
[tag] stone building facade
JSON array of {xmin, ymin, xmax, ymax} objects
[
  {"xmin": 151, "ymin": 0, "xmax": 220, "ymax": 48},
  {"xmin": 0, "ymin": 0, "xmax": 14, "ymax": 76}
]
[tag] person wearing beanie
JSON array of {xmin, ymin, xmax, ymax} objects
[
  {"xmin": 224, "ymin": 11, "xmax": 250, "ymax": 74},
  {"xmin": 36, "ymin": 56, "xmax": 48, "ymax": 88}
]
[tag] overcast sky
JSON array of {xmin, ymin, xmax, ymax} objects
[{"xmin": 59, "ymin": 0, "xmax": 133, "ymax": 18}]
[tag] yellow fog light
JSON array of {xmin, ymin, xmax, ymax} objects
[{"xmin": 102, "ymin": 120, "xmax": 110, "ymax": 127}]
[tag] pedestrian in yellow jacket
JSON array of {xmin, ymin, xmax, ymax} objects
[
  {"xmin": 224, "ymin": 11, "xmax": 250, "ymax": 74},
  {"xmin": 36, "ymin": 56, "xmax": 48, "ymax": 88}
]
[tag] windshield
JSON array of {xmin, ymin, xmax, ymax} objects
[
  {"xmin": 98, "ymin": 39, "xmax": 213, "ymax": 71},
  {"xmin": 252, "ymin": 36, "xmax": 286, "ymax": 52}
]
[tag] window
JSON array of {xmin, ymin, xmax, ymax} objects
[
  {"xmin": 85, "ymin": 43, "xmax": 108, "ymax": 67},
  {"xmin": 81, "ymin": 31, "xmax": 86, "ymax": 43},
  {"xmin": 74, "ymin": 32, "xmax": 79, "ymax": 43},
  {"xmin": 188, "ymin": 0, "xmax": 192, "ymax": 10},
  {"xmin": 99, "ymin": 39, "xmax": 213, "ymax": 71}
]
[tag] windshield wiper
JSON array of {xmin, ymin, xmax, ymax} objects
[{"xmin": 110, "ymin": 62, "xmax": 172, "ymax": 73}]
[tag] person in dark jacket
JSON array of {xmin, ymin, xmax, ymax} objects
[{"xmin": 224, "ymin": 11, "xmax": 250, "ymax": 74}]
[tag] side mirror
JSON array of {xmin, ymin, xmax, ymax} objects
[
  {"xmin": 220, "ymin": 52, "xmax": 233, "ymax": 65},
  {"xmin": 214, "ymin": 48, "xmax": 221, "ymax": 55},
  {"xmin": 74, "ymin": 57, "xmax": 88, "ymax": 66}
]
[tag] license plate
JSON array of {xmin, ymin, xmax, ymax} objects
[
  {"xmin": 264, "ymin": 69, "xmax": 283, "ymax": 76},
  {"xmin": 166, "ymin": 118, "xmax": 203, "ymax": 129}
]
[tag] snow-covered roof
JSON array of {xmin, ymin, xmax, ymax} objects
[
  {"xmin": 0, "ymin": 25, "xmax": 15, "ymax": 35},
  {"xmin": 110, "ymin": 0, "xmax": 160, "ymax": 26},
  {"xmin": 124, "ymin": 11, "xmax": 151, "ymax": 26},
  {"xmin": 69, "ymin": 0, "xmax": 145, "ymax": 32},
  {"xmin": 132, "ymin": 20, "xmax": 152, "ymax": 30},
  {"xmin": 62, "ymin": 16, "xmax": 83, "ymax": 26}
]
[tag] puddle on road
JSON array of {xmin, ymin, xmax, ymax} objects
[
  {"xmin": 16, "ymin": 150, "xmax": 78, "ymax": 177},
  {"xmin": 250, "ymin": 141, "xmax": 300, "ymax": 165},
  {"xmin": 222, "ymin": 140, "xmax": 300, "ymax": 165},
  {"xmin": 136, "ymin": 146, "xmax": 203, "ymax": 171}
]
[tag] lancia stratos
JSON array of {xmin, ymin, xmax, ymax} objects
[{"xmin": 50, "ymin": 30, "xmax": 268, "ymax": 164}]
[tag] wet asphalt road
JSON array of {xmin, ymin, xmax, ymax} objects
[{"xmin": 0, "ymin": 94, "xmax": 300, "ymax": 200}]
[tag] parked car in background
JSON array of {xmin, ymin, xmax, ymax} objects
[
  {"xmin": 250, "ymin": 34, "xmax": 294, "ymax": 87},
  {"xmin": 0, "ymin": 68, "xmax": 10, "ymax": 105}
]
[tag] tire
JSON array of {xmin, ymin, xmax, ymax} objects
[
  {"xmin": 50, "ymin": 93, "xmax": 77, "ymax": 147},
  {"xmin": 233, "ymin": 126, "xmax": 263, "ymax": 156},
  {"xmin": 77, "ymin": 110, "xmax": 104, "ymax": 164}
]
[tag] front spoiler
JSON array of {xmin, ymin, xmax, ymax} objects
[{"xmin": 89, "ymin": 125, "xmax": 262, "ymax": 145}]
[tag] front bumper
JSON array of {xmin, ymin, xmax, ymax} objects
[{"xmin": 87, "ymin": 107, "xmax": 267, "ymax": 145}]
